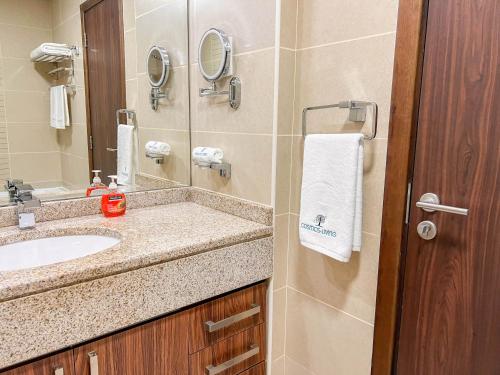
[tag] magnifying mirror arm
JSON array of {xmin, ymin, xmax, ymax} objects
[
  {"xmin": 199, "ymin": 81, "xmax": 227, "ymax": 97},
  {"xmin": 199, "ymin": 78, "xmax": 241, "ymax": 109}
]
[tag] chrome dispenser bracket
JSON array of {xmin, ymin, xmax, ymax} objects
[
  {"xmin": 193, "ymin": 160, "xmax": 231, "ymax": 179},
  {"xmin": 199, "ymin": 77, "xmax": 241, "ymax": 109}
]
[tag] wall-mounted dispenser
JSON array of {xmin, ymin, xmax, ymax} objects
[
  {"xmin": 146, "ymin": 46, "xmax": 170, "ymax": 110},
  {"xmin": 192, "ymin": 146, "xmax": 231, "ymax": 178},
  {"xmin": 198, "ymin": 28, "xmax": 241, "ymax": 109}
]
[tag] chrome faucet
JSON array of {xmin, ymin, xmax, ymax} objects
[{"xmin": 12, "ymin": 183, "xmax": 41, "ymax": 230}]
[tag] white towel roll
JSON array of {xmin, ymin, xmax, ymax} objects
[
  {"xmin": 145, "ymin": 141, "xmax": 171, "ymax": 156},
  {"xmin": 192, "ymin": 147, "xmax": 223, "ymax": 166}
]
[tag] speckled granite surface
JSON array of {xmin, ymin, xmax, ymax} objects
[
  {"xmin": 0, "ymin": 186, "xmax": 272, "ymax": 228},
  {"xmin": 0, "ymin": 188, "xmax": 273, "ymax": 369},
  {"xmin": 0, "ymin": 201, "xmax": 272, "ymax": 302},
  {"xmin": 0, "ymin": 237, "xmax": 273, "ymax": 369}
]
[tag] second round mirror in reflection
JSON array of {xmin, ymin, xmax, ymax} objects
[{"xmin": 198, "ymin": 28, "xmax": 230, "ymax": 81}]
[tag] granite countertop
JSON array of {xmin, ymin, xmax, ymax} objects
[{"xmin": 0, "ymin": 202, "xmax": 273, "ymax": 302}]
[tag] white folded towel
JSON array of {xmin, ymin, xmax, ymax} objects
[
  {"xmin": 145, "ymin": 141, "xmax": 171, "ymax": 156},
  {"xmin": 299, "ymin": 134, "xmax": 364, "ymax": 262},
  {"xmin": 117, "ymin": 124, "xmax": 138, "ymax": 186},
  {"xmin": 30, "ymin": 43, "xmax": 72, "ymax": 62},
  {"xmin": 50, "ymin": 85, "xmax": 70, "ymax": 129},
  {"xmin": 192, "ymin": 147, "xmax": 223, "ymax": 166}
]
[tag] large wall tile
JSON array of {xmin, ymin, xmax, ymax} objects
[
  {"xmin": 10, "ymin": 152, "xmax": 62, "ymax": 183},
  {"xmin": 7, "ymin": 125, "xmax": 59, "ymax": 153},
  {"xmin": 191, "ymin": 132, "xmax": 273, "ymax": 205},
  {"xmin": 297, "ymin": 0, "xmax": 399, "ymax": 48},
  {"xmin": 189, "ymin": 0, "xmax": 276, "ymax": 61},
  {"xmin": 136, "ymin": 68, "xmax": 189, "ymax": 131},
  {"xmin": 285, "ymin": 356, "xmax": 315, "ymax": 375},
  {"xmin": 124, "ymin": 29, "xmax": 137, "ymax": 81},
  {"xmin": 5, "ymin": 91, "xmax": 49, "ymax": 123},
  {"xmin": 286, "ymin": 288, "xmax": 374, "ymax": 375},
  {"xmin": 0, "ymin": 25, "xmax": 51, "ymax": 59},
  {"xmin": 275, "ymin": 136, "xmax": 292, "ymax": 215},
  {"xmin": 136, "ymin": 0, "xmax": 188, "ymax": 71},
  {"xmin": 0, "ymin": 0, "xmax": 52, "ymax": 29},
  {"xmin": 280, "ymin": 0, "xmax": 298, "ymax": 49},
  {"xmin": 190, "ymin": 49, "xmax": 275, "ymax": 135},
  {"xmin": 272, "ymin": 287, "xmax": 287, "ymax": 360},
  {"xmin": 122, "ymin": 0, "xmax": 135, "ymax": 31},
  {"xmin": 1, "ymin": 58, "xmax": 52, "ymax": 92},
  {"xmin": 274, "ymin": 214, "xmax": 289, "ymax": 290},
  {"xmin": 57, "ymin": 124, "xmax": 89, "ymax": 159},
  {"xmin": 294, "ymin": 33, "xmax": 396, "ymax": 138},
  {"xmin": 134, "ymin": 0, "xmax": 172, "ymax": 17},
  {"xmin": 52, "ymin": 13, "xmax": 83, "ymax": 49},
  {"xmin": 137, "ymin": 128, "xmax": 190, "ymax": 184},
  {"xmin": 277, "ymin": 49, "xmax": 296, "ymax": 135},
  {"xmin": 271, "ymin": 356, "xmax": 285, "ymax": 375},
  {"xmin": 60, "ymin": 153, "xmax": 89, "ymax": 188},
  {"xmin": 288, "ymin": 214, "xmax": 380, "ymax": 323}
]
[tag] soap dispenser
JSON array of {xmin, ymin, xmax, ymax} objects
[
  {"xmin": 86, "ymin": 170, "xmax": 108, "ymax": 197},
  {"xmin": 101, "ymin": 175, "xmax": 126, "ymax": 217}
]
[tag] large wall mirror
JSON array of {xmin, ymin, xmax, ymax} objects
[{"xmin": 0, "ymin": 0, "xmax": 190, "ymax": 206}]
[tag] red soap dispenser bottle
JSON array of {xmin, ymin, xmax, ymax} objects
[
  {"xmin": 101, "ymin": 175, "xmax": 126, "ymax": 217},
  {"xmin": 86, "ymin": 170, "xmax": 108, "ymax": 197}
]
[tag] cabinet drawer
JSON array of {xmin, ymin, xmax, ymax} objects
[
  {"xmin": 189, "ymin": 324, "xmax": 266, "ymax": 375},
  {"xmin": 189, "ymin": 282, "xmax": 267, "ymax": 354},
  {"xmin": 238, "ymin": 362, "xmax": 266, "ymax": 375}
]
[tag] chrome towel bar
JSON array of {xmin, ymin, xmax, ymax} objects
[
  {"xmin": 116, "ymin": 109, "xmax": 137, "ymax": 129},
  {"xmin": 302, "ymin": 100, "xmax": 378, "ymax": 140}
]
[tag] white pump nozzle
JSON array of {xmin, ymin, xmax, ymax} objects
[
  {"xmin": 92, "ymin": 170, "xmax": 102, "ymax": 185},
  {"xmin": 108, "ymin": 175, "xmax": 118, "ymax": 190}
]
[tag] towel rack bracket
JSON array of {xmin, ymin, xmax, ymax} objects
[{"xmin": 302, "ymin": 100, "xmax": 378, "ymax": 140}]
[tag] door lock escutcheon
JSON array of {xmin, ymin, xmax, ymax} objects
[{"xmin": 417, "ymin": 220, "xmax": 437, "ymax": 240}]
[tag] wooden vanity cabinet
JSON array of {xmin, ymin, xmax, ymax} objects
[
  {"xmin": 2, "ymin": 351, "xmax": 75, "ymax": 375},
  {"xmin": 74, "ymin": 311, "xmax": 189, "ymax": 375},
  {"xmin": 2, "ymin": 282, "xmax": 267, "ymax": 375}
]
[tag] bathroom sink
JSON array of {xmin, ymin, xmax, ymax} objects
[{"xmin": 0, "ymin": 235, "xmax": 120, "ymax": 272}]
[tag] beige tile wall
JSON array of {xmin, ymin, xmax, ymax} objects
[
  {"xmin": 52, "ymin": 0, "xmax": 89, "ymax": 190},
  {"xmin": 189, "ymin": 0, "xmax": 277, "ymax": 205},
  {"xmin": 271, "ymin": 0, "xmax": 399, "ymax": 374},
  {"xmin": 0, "ymin": 0, "xmax": 63, "ymax": 187},
  {"xmin": 125, "ymin": 0, "xmax": 191, "ymax": 186}
]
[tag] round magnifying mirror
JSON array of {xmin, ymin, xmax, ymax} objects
[
  {"xmin": 198, "ymin": 28, "xmax": 231, "ymax": 82},
  {"xmin": 147, "ymin": 46, "xmax": 170, "ymax": 88}
]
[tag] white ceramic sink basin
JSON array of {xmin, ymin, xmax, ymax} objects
[{"xmin": 0, "ymin": 235, "xmax": 120, "ymax": 272}]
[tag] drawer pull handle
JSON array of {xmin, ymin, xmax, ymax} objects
[
  {"xmin": 88, "ymin": 351, "xmax": 99, "ymax": 375},
  {"xmin": 54, "ymin": 368, "xmax": 64, "ymax": 375},
  {"xmin": 205, "ymin": 344, "xmax": 259, "ymax": 375},
  {"xmin": 205, "ymin": 304, "xmax": 261, "ymax": 333}
]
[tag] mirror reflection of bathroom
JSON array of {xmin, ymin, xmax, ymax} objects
[{"xmin": 0, "ymin": 0, "xmax": 190, "ymax": 206}]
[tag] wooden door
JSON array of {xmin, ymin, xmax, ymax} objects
[
  {"xmin": 396, "ymin": 0, "xmax": 500, "ymax": 374},
  {"xmin": 74, "ymin": 312, "xmax": 189, "ymax": 375},
  {"xmin": 1, "ymin": 351, "xmax": 75, "ymax": 375},
  {"xmin": 81, "ymin": 0, "xmax": 126, "ymax": 184}
]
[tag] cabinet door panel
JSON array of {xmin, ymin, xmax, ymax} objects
[
  {"xmin": 1, "ymin": 351, "xmax": 75, "ymax": 375},
  {"xmin": 74, "ymin": 312, "xmax": 189, "ymax": 375},
  {"xmin": 189, "ymin": 282, "xmax": 267, "ymax": 354}
]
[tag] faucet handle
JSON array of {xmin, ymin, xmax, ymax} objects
[{"xmin": 4, "ymin": 179, "xmax": 23, "ymax": 190}]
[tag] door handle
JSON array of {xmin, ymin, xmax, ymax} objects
[
  {"xmin": 416, "ymin": 193, "xmax": 468, "ymax": 216},
  {"xmin": 106, "ymin": 147, "xmax": 117, "ymax": 152},
  {"xmin": 205, "ymin": 344, "xmax": 259, "ymax": 375},
  {"xmin": 205, "ymin": 304, "xmax": 261, "ymax": 333},
  {"xmin": 88, "ymin": 351, "xmax": 99, "ymax": 375},
  {"xmin": 54, "ymin": 368, "xmax": 64, "ymax": 375}
]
